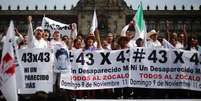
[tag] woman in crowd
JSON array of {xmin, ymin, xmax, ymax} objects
[
  {"xmin": 186, "ymin": 35, "xmax": 199, "ymax": 51},
  {"xmin": 71, "ymin": 38, "xmax": 83, "ymax": 51},
  {"xmin": 169, "ymin": 32, "xmax": 178, "ymax": 48},
  {"xmin": 118, "ymin": 36, "xmax": 130, "ymax": 49},
  {"xmin": 62, "ymin": 35, "xmax": 72, "ymax": 49},
  {"xmin": 84, "ymin": 29, "xmax": 102, "ymax": 51},
  {"xmin": 177, "ymin": 24, "xmax": 188, "ymax": 49}
]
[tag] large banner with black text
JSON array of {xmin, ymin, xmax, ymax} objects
[
  {"xmin": 17, "ymin": 48, "xmax": 53, "ymax": 94},
  {"xmin": 60, "ymin": 49, "xmax": 130, "ymax": 90},
  {"xmin": 15, "ymin": 47, "xmax": 201, "ymax": 91},
  {"xmin": 60, "ymin": 48, "xmax": 201, "ymax": 91},
  {"xmin": 129, "ymin": 48, "xmax": 201, "ymax": 91}
]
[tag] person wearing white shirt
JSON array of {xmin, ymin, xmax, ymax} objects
[
  {"xmin": 33, "ymin": 27, "xmax": 48, "ymax": 48},
  {"xmin": 127, "ymin": 31, "xmax": 137, "ymax": 48},
  {"xmin": 50, "ymin": 31, "xmax": 67, "ymax": 49},
  {"xmin": 147, "ymin": 29, "xmax": 161, "ymax": 48}
]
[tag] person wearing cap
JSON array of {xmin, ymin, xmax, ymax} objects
[
  {"xmin": 147, "ymin": 29, "xmax": 161, "ymax": 48},
  {"xmin": 33, "ymin": 26, "xmax": 48, "ymax": 48},
  {"xmin": 26, "ymin": 16, "xmax": 48, "ymax": 49}
]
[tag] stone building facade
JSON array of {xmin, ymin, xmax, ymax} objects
[
  {"xmin": 72, "ymin": 0, "xmax": 130, "ymax": 35},
  {"xmin": 0, "ymin": 0, "xmax": 201, "ymax": 38}
]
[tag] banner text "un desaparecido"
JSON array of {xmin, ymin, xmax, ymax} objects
[
  {"xmin": 17, "ymin": 48, "xmax": 53, "ymax": 94},
  {"xmin": 129, "ymin": 48, "xmax": 201, "ymax": 91},
  {"xmin": 60, "ymin": 49, "xmax": 130, "ymax": 90},
  {"xmin": 60, "ymin": 48, "xmax": 201, "ymax": 91}
]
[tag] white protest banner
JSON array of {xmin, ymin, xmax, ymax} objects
[
  {"xmin": 17, "ymin": 48, "xmax": 53, "ymax": 94},
  {"xmin": 42, "ymin": 17, "xmax": 77, "ymax": 37},
  {"xmin": 129, "ymin": 48, "xmax": 201, "ymax": 91},
  {"xmin": 60, "ymin": 49, "xmax": 130, "ymax": 90}
]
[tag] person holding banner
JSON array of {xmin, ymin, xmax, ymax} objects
[
  {"xmin": 165, "ymin": 21, "xmax": 187, "ymax": 49},
  {"xmin": 82, "ymin": 29, "xmax": 104, "ymax": 98},
  {"xmin": 50, "ymin": 30, "xmax": 69, "ymax": 93},
  {"xmin": 33, "ymin": 26, "xmax": 48, "ymax": 48},
  {"xmin": 168, "ymin": 32, "xmax": 186, "ymax": 49}
]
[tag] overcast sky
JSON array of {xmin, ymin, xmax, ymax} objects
[{"xmin": 1, "ymin": 0, "xmax": 201, "ymax": 10}]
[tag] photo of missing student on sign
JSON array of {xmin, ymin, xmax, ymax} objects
[{"xmin": 53, "ymin": 45, "xmax": 71, "ymax": 73}]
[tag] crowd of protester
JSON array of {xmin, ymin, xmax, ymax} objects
[{"xmin": 0, "ymin": 16, "xmax": 201, "ymax": 101}]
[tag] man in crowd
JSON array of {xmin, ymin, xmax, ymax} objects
[
  {"xmin": 147, "ymin": 29, "xmax": 161, "ymax": 48},
  {"xmin": 27, "ymin": 16, "xmax": 48, "ymax": 48},
  {"xmin": 33, "ymin": 26, "xmax": 48, "ymax": 48}
]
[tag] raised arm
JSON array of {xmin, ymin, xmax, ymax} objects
[
  {"xmin": 68, "ymin": 36, "xmax": 73, "ymax": 50},
  {"xmin": 182, "ymin": 24, "xmax": 188, "ymax": 46},
  {"xmin": 15, "ymin": 28, "xmax": 24, "ymax": 43},
  {"xmin": 27, "ymin": 16, "xmax": 32, "ymax": 24}
]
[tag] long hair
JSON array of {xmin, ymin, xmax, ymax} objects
[{"xmin": 186, "ymin": 35, "xmax": 198, "ymax": 50}]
